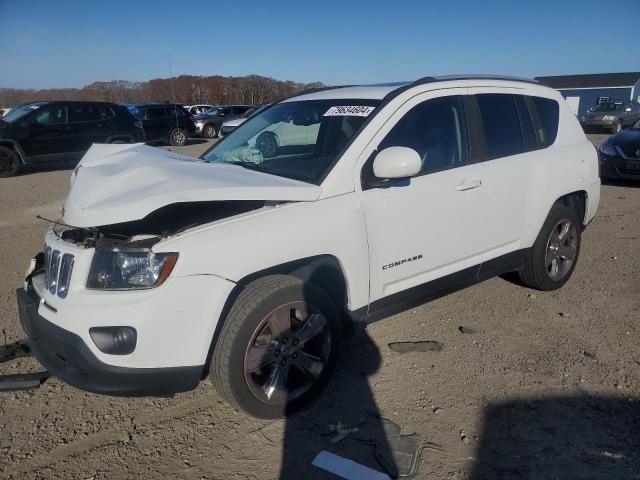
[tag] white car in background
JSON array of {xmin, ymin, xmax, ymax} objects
[
  {"xmin": 184, "ymin": 104, "xmax": 214, "ymax": 115},
  {"xmin": 17, "ymin": 75, "xmax": 600, "ymax": 419}
]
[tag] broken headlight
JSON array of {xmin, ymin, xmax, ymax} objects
[{"xmin": 87, "ymin": 249, "xmax": 178, "ymax": 290}]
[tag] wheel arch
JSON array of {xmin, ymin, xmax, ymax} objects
[
  {"xmin": 200, "ymin": 255, "xmax": 350, "ymax": 379},
  {"xmin": 555, "ymin": 190, "xmax": 587, "ymax": 227},
  {"xmin": 0, "ymin": 140, "xmax": 27, "ymax": 164}
]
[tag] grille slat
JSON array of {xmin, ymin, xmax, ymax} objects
[{"xmin": 44, "ymin": 247, "xmax": 74, "ymax": 298}]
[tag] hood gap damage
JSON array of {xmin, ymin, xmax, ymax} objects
[{"xmin": 58, "ymin": 200, "xmax": 267, "ymax": 248}]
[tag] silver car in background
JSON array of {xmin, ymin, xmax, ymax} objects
[{"xmin": 580, "ymin": 101, "xmax": 640, "ymax": 133}]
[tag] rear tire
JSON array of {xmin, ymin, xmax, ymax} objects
[
  {"xmin": 169, "ymin": 128, "xmax": 188, "ymax": 146},
  {"xmin": 203, "ymin": 124, "xmax": 217, "ymax": 139},
  {"xmin": 518, "ymin": 203, "xmax": 581, "ymax": 291},
  {"xmin": 211, "ymin": 275, "xmax": 341, "ymax": 419},
  {"xmin": 0, "ymin": 146, "xmax": 20, "ymax": 178}
]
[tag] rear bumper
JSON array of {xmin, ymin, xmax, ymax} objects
[{"xmin": 16, "ymin": 287, "xmax": 202, "ymax": 396}]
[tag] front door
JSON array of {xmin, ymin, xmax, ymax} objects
[
  {"xmin": 22, "ymin": 104, "xmax": 70, "ymax": 160},
  {"xmin": 359, "ymin": 91, "xmax": 489, "ymax": 303}
]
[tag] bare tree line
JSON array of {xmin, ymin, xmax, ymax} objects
[{"xmin": 0, "ymin": 74, "xmax": 325, "ymax": 107}]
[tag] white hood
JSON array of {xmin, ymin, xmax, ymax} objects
[{"xmin": 63, "ymin": 144, "xmax": 321, "ymax": 227}]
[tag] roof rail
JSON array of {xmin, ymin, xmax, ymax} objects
[
  {"xmin": 412, "ymin": 74, "xmax": 539, "ymax": 86},
  {"xmin": 290, "ymin": 84, "xmax": 356, "ymax": 98}
]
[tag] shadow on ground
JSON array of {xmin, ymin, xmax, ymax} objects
[
  {"xmin": 279, "ymin": 329, "xmax": 398, "ymax": 479},
  {"xmin": 470, "ymin": 394, "xmax": 640, "ymax": 479},
  {"xmin": 602, "ymin": 178, "xmax": 640, "ymax": 188}
]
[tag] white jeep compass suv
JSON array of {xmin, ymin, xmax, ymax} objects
[{"xmin": 17, "ymin": 76, "xmax": 600, "ymax": 418}]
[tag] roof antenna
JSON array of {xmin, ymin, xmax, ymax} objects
[{"xmin": 167, "ymin": 53, "xmax": 179, "ymax": 130}]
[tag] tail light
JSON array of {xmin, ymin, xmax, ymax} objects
[{"xmin": 134, "ymin": 121, "xmax": 143, "ymax": 129}]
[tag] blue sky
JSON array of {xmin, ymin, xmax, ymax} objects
[{"xmin": 0, "ymin": 0, "xmax": 638, "ymax": 89}]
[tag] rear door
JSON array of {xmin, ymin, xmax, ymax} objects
[
  {"xmin": 67, "ymin": 103, "xmax": 105, "ymax": 149},
  {"xmin": 144, "ymin": 107, "xmax": 171, "ymax": 141},
  {"xmin": 466, "ymin": 89, "xmax": 557, "ymax": 255}
]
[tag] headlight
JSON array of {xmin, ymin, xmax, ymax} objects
[
  {"xmin": 603, "ymin": 115, "xmax": 616, "ymax": 121},
  {"xmin": 598, "ymin": 141, "xmax": 616, "ymax": 157},
  {"xmin": 87, "ymin": 249, "xmax": 178, "ymax": 290}
]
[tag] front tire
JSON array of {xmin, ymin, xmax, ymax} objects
[
  {"xmin": 169, "ymin": 128, "xmax": 188, "ymax": 146},
  {"xmin": 255, "ymin": 132, "xmax": 279, "ymax": 158},
  {"xmin": 518, "ymin": 203, "xmax": 581, "ymax": 291},
  {"xmin": 211, "ymin": 275, "xmax": 341, "ymax": 419},
  {"xmin": 0, "ymin": 146, "xmax": 20, "ymax": 178},
  {"xmin": 203, "ymin": 124, "xmax": 217, "ymax": 139}
]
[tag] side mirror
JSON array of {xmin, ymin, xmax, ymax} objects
[{"xmin": 373, "ymin": 147, "xmax": 422, "ymax": 179}]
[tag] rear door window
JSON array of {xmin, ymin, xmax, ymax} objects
[
  {"xmin": 476, "ymin": 94, "xmax": 523, "ymax": 159},
  {"xmin": 514, "ymin": 95, "xmax": 538, "ymax": 152},
  {"xmin": 147, "ymin": 107, "xmax": 168, "ymax": 119},
  {"xmin": 68, "ymin": 104, "xmax": 101, "ymax": 123},
  {"xmin": 531, "ymin": 97, "xmax": 559, "ymax": 147}
]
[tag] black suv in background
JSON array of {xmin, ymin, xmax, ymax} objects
[
  {"xmin": 193, "ymin": 105, "xmax": 251, "ymax": 138},
  {"xmin": 0, "ymin": 101, "xmax": 144, "ymax": 177},
  {"xmin": 125, "ymin": 103, "xmax": 196, "ymax": 146}
]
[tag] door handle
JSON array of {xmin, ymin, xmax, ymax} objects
[{"xmin": 455, "ymin": 179, "xmax": 482, "ymax": 191}]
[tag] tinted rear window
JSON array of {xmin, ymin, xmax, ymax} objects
[
  {"xmin": 477, "ymin": 94, "xmax": 523, "ymax": 159},
  {"xmin": 532, "ymin": 97, "xmax": 559, "ymax": 147}
]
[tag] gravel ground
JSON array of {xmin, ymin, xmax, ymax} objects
[{"xmin": 0, "ymin": 134, "xmax": 638, "ymax": 479}]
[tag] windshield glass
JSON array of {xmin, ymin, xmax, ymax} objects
[
  {"xmin": 589, "ymin": 103, "xmax": 623, "ymax": 112},
  {"xmin": 202, "ymin": 99, "xmax": 380, "ymax": 184},
  {"xmin": 201, "ymin": 107, "xmax": 220, "ymax": 116},
  {"xmin": 632, "ymin": 119, "xmax": 640, "ymax": 130},
  {"xmin": 2, "ymin": 103, "xmax": 43, "ymax": 123}
]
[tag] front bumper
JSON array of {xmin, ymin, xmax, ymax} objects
[
  {"xmin": 599, "ymin": 152, "xmax": 640, "ymax": 180},
  {"xmin": 17, "ymin": 287, "xmax": 202, "ymax": 395},
  {"xmin": 581, "ymin": 119, "xmax": 617, "ymax": 131}
]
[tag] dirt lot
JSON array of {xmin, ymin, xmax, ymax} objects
[{"xmin": 1, "ymin": 134, "xmax": 639, "ymax": 479}]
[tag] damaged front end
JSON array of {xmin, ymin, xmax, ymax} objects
[{"xmin": 54, "ymin": 200, "xmax": 267, "ymax": 291}]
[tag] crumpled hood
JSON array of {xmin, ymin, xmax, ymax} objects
[{"xmin": 63, "ymin": 143, "xmax": 321, "ymax": 227}]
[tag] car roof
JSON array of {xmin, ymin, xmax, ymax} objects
[
  {"xmin": 124, "ymin": 102, "xmax": 184, "ymax": 107},
  {"xmin": 285, "ymin": 75, "xmax": 541, "ymax": 102}
]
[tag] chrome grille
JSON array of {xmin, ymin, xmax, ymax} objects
[{"xmin": 44, "ymin": 247, "xmax": 74, "ymax": 298}]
